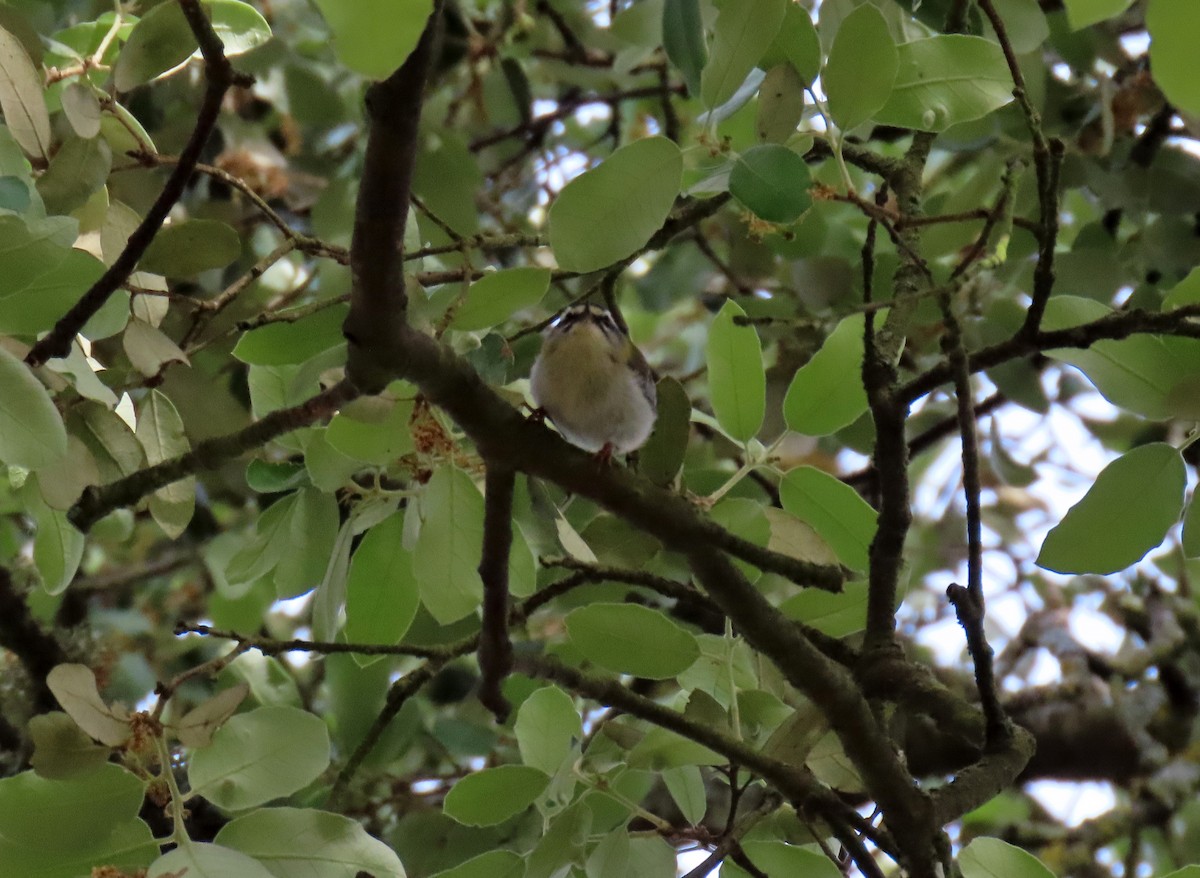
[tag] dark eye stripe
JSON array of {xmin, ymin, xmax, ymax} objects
[{"xmin": 551, "ymin": 304, "xmax": 625, "ymax": 340}]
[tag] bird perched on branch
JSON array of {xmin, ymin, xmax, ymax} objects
[{"xmin": 530, "ymin": 304, "xmax": 657, "ymax": 462}]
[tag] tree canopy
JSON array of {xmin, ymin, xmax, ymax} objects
[{"xmin": 3, "ymin": 0, "xmax": 1200, "ymax": 877}]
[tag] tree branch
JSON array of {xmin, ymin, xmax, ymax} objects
[
  {"xmin": 0, "ymin": 566, "xmax": 69, "ymax": 713},
  {"xmin": 477, "ymin": 466, "xmax": 515, "ymax": 723},
  {"xmin": 342, "ymin": 3, "xmax": 443, "ymax": 394},
  {"xmin": 70, "ymin": 380, "xmax": 358, "ymax": 532}
]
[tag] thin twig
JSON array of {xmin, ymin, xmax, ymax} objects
[
  {"xmin": 26, "ymin": 0, "xmax": 253, "ymax": 365},
  {"xmin": 70, "ymin": 380, "xmax": 359, "ymax": 532}
]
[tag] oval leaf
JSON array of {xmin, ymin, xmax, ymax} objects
[
  {"xmin": 566, "ymin": 603, "xmax": 700, "ymax": 679},
  {"xmin": 823, "ymin": 3, "xmax": 898, "ymax": 130},
  {"xmin": 960, "ymin": 837, "xmax": 1056, "ymax": 878},
  {"xmin": 0, "ymin": 344, "xmax": 68, "ymax": 468},
  {"xmin": 444, "ymin": 765, "xmax": 550, "ymax": 826},
  {"xmin": 1036, "ymin": 443, "xmax": 1185, "ymax": 575},
  {"xmin": 140, "ymin": 218, "xmax": 241, "ymax": 276},
  {"xmin": 549, "ymin": 136, "xmax": 682, "ymax": 273},
  {"xmin": 115, "ymin": 0, "xmax": 272, "ymax": 91},
  {"xmin": 413, "ymin": 466, "xmax": 484, "ymax": 623},
  {"xmin": 0, "ymin": 24, "xmax": 50, "ymax": 160},
  {"xmin": 215, "ymin": 807, "xmax": 405, "ymax": 878},
  {"xmin": 46, "ymin": 663, "xmax": 131, "ymax": 747},
  {"xmin": 345, "ymin": 512, "xmax": 419, "ymax": 650},
  {"xmin": 187, "ymin": 705, "xmax": 331, "ymax": 811},
  {"xmin": 706, "ymin": 300, "xmax": 765, "ymax": 443},
  {"xmin": 450, "ymin": 266, "xmax": 551, "ymax": 331},
  {"xmin": 783, "ymin": 313, "xmax": 869, "ymax": 436},
  {"xmin": 312, "ymin": 0, "xmax": 434, "ymax": 80},
  {"xmin": 701, "ymin": 0, "xmax": 786, "ymax": 109},
  {"xmin": 662, "ymin": 0, "xmax": 706, "ymax": 97},
  {"xmin": 874, "ymin": 36, "xmax": 1015, "ymax": 132},
  {"xmin": 730, "ymin": 144, "xmax": 812, "ymax": 223},
  {"xmin": 515, "ymin": 685, "xmax": 581, "ymax": 775},
  {"xmin": 780, "ymin": 466, "xmax": 877, "ymax": 572},
  {"xmin": 1147, "ymin": 0, "xmax": 1200, "ymax": 116},
  {"xmin": 148, "ymin": 843, "xmax": 276, "ymax": 878}
]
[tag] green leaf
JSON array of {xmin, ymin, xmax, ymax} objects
[
  {"xmin": 224, "ymin": 493, "xmax": 296, "ymax": 587},
  {"xmin": 1147, "ymin": 0, "xmax": 1200, "ymax": 116},
  {"xmin": 124, "ymin": 318, "xmax": 189, "ymax": 377},
  {"xmin": 779, "ymin": 467, "xmax": 876, "ymax": 572},
  {"xmin": 443, "ymin": 765, "xmax": 550, "ymax": 827},
  {"xmin": 549, "ymin": 136, "xmax": 682, "ymax": 273},
  {"xmin": 729, "ymin": 144, "xmax": 812, "ymax": 223},
  {"xmin": 114, "ymin": 0, "xmax": 272, "ymax": 91},
  {"xmin": 823, "ymin": 3, "xmax": 898, "ymax": 130},
  {"xmin": 138, "ymin": 390, "xmax": 194, "ymax": 538},
  {"xmin": 35, "ymin": 136, "xmax": 111, "ymax": 215},
  {"xmin": 960, "ymin": 837, "xmax": 1056, "ymax": 878},
  {"xmin": 312, "ymin": 0, "xmax": 433, "ymax": 80},
  {"xmin": 325, "ymin": 395, "xmax": 414, "ymax": 464},
  {"xmin": 566, "ymin": 603, "xmax": 700, "ymax": 679},
  {"xmin": 0, "ymin": 219, "xmax": 105, "ymax": 337},
  {"xmin": 0, "ymin": 24, "xmax": 50, "ymax": 160},
  {"xmin": 662, "ymin": 765, "xmax": 706, "ymax": 825},
  {"xmin": 1062, "ymin": 0, "xmax": 1132, "ymax": 30},
  {"xmin": 215, "ymin": 807, "xmax": 405, "ymax": 878},
  {"xmin": 0, "ymin": 344, "xmax": 67, "ymax": 468},
  {"xmin": 662, "ymin": 0, "xmax": 706, "ymax": 97},
  {"xmin": 706, "ymin": 300, "xmax": 765, "ymax": 442},
  {"xmin": 756, "ymin": 64, "xmax": 807, "ymax": 144},
  {"xmin": 46, "ymin": 663, "xmax": 130, "ymax": 746},
  {"xmin": 783, "ymin": 313, "xmax": 869, "ymax": 436},
  {"xmin": 986, "ymin": 0, "xmax": 1050, "ymax": 54},
  {"xmin": 188, "ymin": 706, "xmax": 331, "ymax": 811},
  {"xmin": 1043, "ymin": 296, "xmax": 1200, "ymax": 420},
  {"xmin": 28, "ymin": 712, "xmax": 110, "ymax": 780},
  {"xmin": 24, "ymin": 479, "xmax": 85, "ymax": 595},
  {"xmin": 874, "ymin": 36, "xmax": 1014, "ymax": 132},
  {"xmin": 723, "ymin": 841, "xmax": 842, "ymax": 878},
  {"xmin": 1037, "ymin": 443, "xmax": 1185, "ymax": 575},
  {"xmin": 700, "ymin": 0, "xmax": 787, "ymax": 109},
  {"xmin": 1183, "ymin": 492, "xmax": 1200, "ymax": 559},
  {"xmin": 434, "ymin": 850, "xmax": 524, "ymax": 878},
  {"xmin": 1164, "ymin": 265, "xmax": 1200, "ymax": 309},
  {"xmin": 140, "ymin": 218, "xmax": 241, "ymax": 277},
  {"xmin": 1160, "ymin": 868, "xmax": 1200, "ymax": 878},
  {"xmin": 345, "ymin": 512, "xmax": 419, "ymax": 651},
  {"xmin": 245, "ymin": 460, "xmax": 308, "ymax": 493},
  {"xmin": 148, "ymin": 843, "xmax": 276, "ymax": 878},
  {"xmin": 780, "ymin": 581, "xmax": 869, "ymax": 637},
  {"xmin": 639, "ymin": 376, "xmax": 690, "ymax": 487},
  {"xmin": 61, "ymin": 81, "xmax": 102, "ymax": 139},
  {"xmin": 173, "ymin": 683, "xmax": 250, "ymax": 748},
  {"xmin": 234, "ymin": 304, "xmax": 349, "ymax": 366},
  {"xmin": 450, "ymin": 266, "xmax": 551, "ymax": 331},
  {"xmin": 514, "ymin": 685, "xmax": 581, "ymax": 775},
  {"xmin": 413, "ymin": 466, "xmax": 484, "ymax": 623},
  {"xmin": 273, "ymin": 487, "xmax": 340, "ymax": 599},
  {"xmin": 759, "ymin": 3, "xmax": 821, "ymax": 84},
  {"xmin": 68, "ymin": 401, "xmax": 144, "ymax": 481},
  {"xmin": 0, "ymin": 765, "xmax": 156, "ymax": 878}
]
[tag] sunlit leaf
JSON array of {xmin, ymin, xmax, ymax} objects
[{"xmin": 1037, "ymin": 443, "xmax": 1185, "ymax": 574}]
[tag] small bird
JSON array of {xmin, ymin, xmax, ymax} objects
[{"xmin": 530, "ymin": 304, "xmax": 658, "ymax": 461}]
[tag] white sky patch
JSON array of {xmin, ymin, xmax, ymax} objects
[
  {"xmin": 1026, "ymin": 780, "xmax": 1117, "ymax": 827},
  {"xmin": 271, "ymin": 594, "xmax": 312, "ymax": 617}
]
